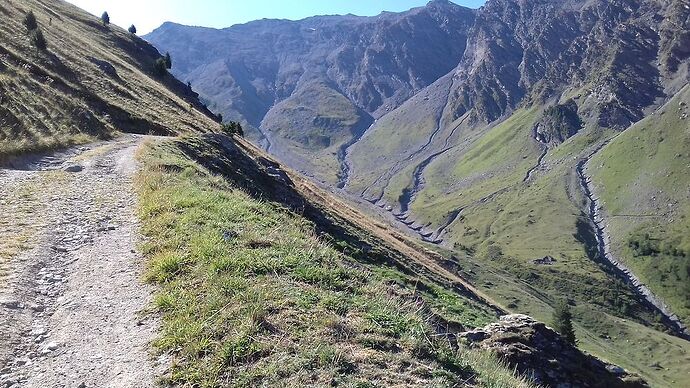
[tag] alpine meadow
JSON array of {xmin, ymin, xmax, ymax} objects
[{"xmin": 0, "ymin": 0, "xmax": 688, "ymax": 387}]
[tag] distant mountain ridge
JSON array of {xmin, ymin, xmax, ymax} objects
[
  {"xmin": 145, "ymin": 0, "xmax": 476, "ymax": 183},
  {"xmin": 146, "ymin": 1, "xmax": 690, "ymax": 384}
]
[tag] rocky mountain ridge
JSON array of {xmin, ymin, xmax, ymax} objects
[
  {"xmin": 146, "ymin": 0, "xmax": 690, "ymax": 385},
  {"xmin": 145, "ymin": 0, "xmax": 476, "ymax": 183}
]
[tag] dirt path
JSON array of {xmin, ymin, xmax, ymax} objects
[{"xmin": 0, "ymin": 136, "xmax": 162, "ymax": 387}]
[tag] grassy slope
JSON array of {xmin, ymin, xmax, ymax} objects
[
  {"xmin": 262, "ymin": 82, "xmax": 365, "ymax": 184},
  {"xmin": 353, "ymin": 98, "xmax": 690, "ymax": 385},
  {"xmin": 135, "ymin": 136, "xmax": 534, "ymax": 387},
  {"xmin": 411, "ymin": 108, "xmax": 540, "ymax": 223},
  {"xmin": 0, "ymin": 0, "xmax": 217, "ymax": 158},
  {"xmin": 589, "ymin": 85, "xmax": 690, "ymax": 326},
  {"xmin": 441, "ymin": 115, "xmax": 690, "ymax": 385},
  {"xmin": 432, "ymin": 245, "xmax": 690, "ymax": 388}
]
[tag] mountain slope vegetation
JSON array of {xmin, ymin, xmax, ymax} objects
[
  {"xmin": 1, "ymin": 0, "xmax": 687, "ymax": 385},
  {"xmin": 0, "ymin": 0, "xmax": 218, "ymax": 159},
  {"xmin": 135, "ymin": 134, "xmax": 539, "ymax": 387},
  {"xmin": 589, "ymin": 85, "xmax": 690, "ymax": 331},
  {"xmin": 0, "ymin": 1, "xmax": 540, "ymax": 386},
  {"xmin": 147, "ymin": 0, "xmax": 690, "ymax": 385}
]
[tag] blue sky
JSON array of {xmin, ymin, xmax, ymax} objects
[{"xmin": 66, "ymin": 0, "xmax": 485, "ymax": 35}]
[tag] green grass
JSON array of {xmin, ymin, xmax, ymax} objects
[
  {"xmin": 590, "ymin": 85, "xmax": 690, "ymax": 325},
  {"xmin": 411, "ymin": 108, "xmax": 540, "ymax": 224},
  {"xmin": 135, "ymin": 137, "xmax": 535, "ymax": 387},
  {"xmin": 430, "ymin": 245, "xmax": 690, "ymax": 387},
  {"xmin": 350, "ymin": 98, "xmax": 690, "ymax": 386}
]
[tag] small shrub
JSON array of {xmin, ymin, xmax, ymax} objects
[
  {"xmin": 128, "ymin": 24, "xmax": 137, "ymax": 34},
  {"xmin": 23, "ymin": 10, "xmax": 38, "ymax": 32},
  {"xmin": 221, "ymin": 121, "xmax": 244, "ymax": 137},
  {"xmin": 628, "ymin": 232, "xmax": 660, "ymax": 257},
  {"xmin": 101, "ymin": 11, "xmax": 110, "ymax": 26},
  {"xmin": 30, "ymin": 29, "xmax": 47, "ymax": 50},
  {"xmin": 485, "ymin": 244, "xmax": 503, "ymax": 261},
  {"xmin": 164, "ymin": 52, "xmax": 172, "ymax": 69},
  {"xmin": 153, "ymin": 57, "xmax": 168, "ymax": 76}
]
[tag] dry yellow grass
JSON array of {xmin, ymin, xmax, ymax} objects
[{"xmin": 0, "ymin": 0, "xmax": 218, "ymax": 159}]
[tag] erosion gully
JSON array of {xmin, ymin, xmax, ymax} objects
[
  {"xmin": 577, "ymin": 140, "xmax": 689, "ymax": 339},
  {"xmin": 523, "ymin": 132, "xmax": 548, "ymax": 183},
  {"xmin": 336, "ymin": 115, "xmax": 375, "ymax": 190},
  {"xmin": 361, "ymin": 87, "xmax": 462, "ymax": 244},
  {"xmin": 359, "ymin": 82, "xmax": 455, "ymax": 202}
]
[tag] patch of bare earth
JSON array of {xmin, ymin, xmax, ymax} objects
[{"xmin": 0, "ymin": 136, "xmax": 162, "ymax": 387}]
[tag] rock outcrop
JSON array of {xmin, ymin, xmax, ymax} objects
[{"xmin": 460, "ymin": 315, "xmax": 648, "ymax": 388}]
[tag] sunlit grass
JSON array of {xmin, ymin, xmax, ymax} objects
[{"xmin": 135, "ymin": 138, "xmax": 536, "ymax": 387}]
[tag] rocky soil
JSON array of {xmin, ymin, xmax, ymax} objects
[
  {"xmin": 0, "ymin": 136, "xmax": 162, "ymax": 387},
  {"xmin": 460, "ymin": 314, "xmax": 648, "ymax": 388}
]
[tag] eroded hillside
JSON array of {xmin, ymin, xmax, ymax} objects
[{"xmin": 145, "ymin": 0, "xmax": 476, "ymax": 184}]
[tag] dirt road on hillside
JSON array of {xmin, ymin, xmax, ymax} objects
[{"xmin": 0, "ymin": 136, "xmax": 162, "ymax": 387}]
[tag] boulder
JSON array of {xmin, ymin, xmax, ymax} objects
[{"xmin": 459, "ymin": 314, "xmax": 648, "ymax": 387}]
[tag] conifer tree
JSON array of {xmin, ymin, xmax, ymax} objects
[
  {"xmin": 23, "ymin": 10, "xmax": 38, "ymax": 32},
  {"xmin": 30, "ymin": 29, "xmax": 47, "ymax": 51},
  {"xmin": 552, "ymin": 300, "xmax": 576, "ymax": 345},
  {"xmin": 153, "ymin": 57, "xmax": 167, "ymax": 76},
  {"xmin": 164, "ymin": 52, "xmax": 172, "ymax": 69}
]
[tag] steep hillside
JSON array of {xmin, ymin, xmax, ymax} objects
[
  {"xmin": 136, "ymin": 133, "xmax": 645, "ymax": 387},
  {"xmin": 0, "ymin": 0, "xmax": 218, "ymax": 159},
  {"xmin": 589, "ymin": 85, "xmax": 690, "ymax": 334},
  {"xmin": 145, "ymin": 0, "xmax": 476, "ymax": 184},
  {"xmin": 146, "ymin": 0, "xmax": 690, "ymax": 384},
  {"xmin": 1, "ymin": 0, "xmax": 686, "ymax": 386}
]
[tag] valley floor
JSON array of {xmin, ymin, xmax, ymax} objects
[{"xmin": 0, "ymin": 136, "xmax": 161, "ymax": 387}]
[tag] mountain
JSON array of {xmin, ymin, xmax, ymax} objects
[
  {"xmin": 0, "ymin": 0, "xmax": 219, "ymax": 159},
  {"xmin": 1, "ymin": 0, "xmax": 688, "ymax": 385},
  {"xmin": 0, "ymin": 1, "xmax": 645, "ymax": 386},
  {"xmin": 147, "ymin": 0, "xmax": 690, "ymax": 385},
  {"xmin": 145, "ymin": 0, "xmax": 476, "ymax": 185}
]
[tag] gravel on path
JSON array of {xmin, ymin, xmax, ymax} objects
[{"xmin": 0, "ymin": 136, "xmax": 163, "ymax": 388}]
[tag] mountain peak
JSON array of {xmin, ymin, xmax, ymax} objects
[{"xmin": 427, "ymin": 0, "xmax": 453, "ymax": 5}]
